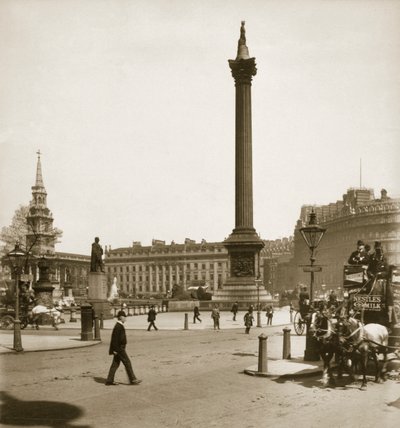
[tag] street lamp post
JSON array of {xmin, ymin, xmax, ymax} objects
[
  {"xmin": 256, "ymin": 279, "xmax": 262, "ymax": 327},
  {"xmin": 299, "ymin": 209, "xmax": 326, "ymax": 361},
  {"xmin": 7, "ymin": 242, "xmax": 27, "ymax": 352}
]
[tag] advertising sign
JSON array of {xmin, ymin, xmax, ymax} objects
[{"xmin": 353, "ymin": 295, "xmax": 383, "ymax": 312}]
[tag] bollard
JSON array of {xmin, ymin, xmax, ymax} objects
[
  {"xmin": 100, "ymin": 312, "xmax": 104, "ymax": 329},
  {"xmin": 184, "ymin": 313, "xmax": 189, "ymax": 330},
  {"xmin": 257, "ymin": 310, "xmax": 262, "ymax": 327},
  {"xmin": 94, "ymin": 316, "xmax": 101, "ymax": 341},
  {"xmin": 258, "ymin": 333, "xmax": 268, "ymax": 373},
  {"xmin": 282, "ymin": 327, "xmax": 291, "ymax": 359},
  {"xmin": 70, "ymin": 306, "xmax": 77, "ymax": 323},
  {"xmin": 80, "ymin": 303, "xmax": 94, "ymax": 341}
]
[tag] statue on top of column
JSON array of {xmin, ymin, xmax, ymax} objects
[
  {"xmin": 239, "ymin": 21, "xmax": 246, "ymax": 44},
  {"xmin": 235, "ymin": 21, "xmax": 250, "ymax": 61},
  {"xmin": 90, "ymin": 237, "xmax": 104, "ymax": 273}
]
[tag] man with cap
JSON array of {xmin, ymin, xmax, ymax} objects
[
  {"xmin": 106, "ymin": 310, "xmax": 142, "ymax": 386},
  {"xmin": 348, "ymin": 240, "xmax": 369, "ymax": 265},
  {"xmin": 298, "ymin": 285, "xmax": 310, "ymax": 319},
  {"xmin": 368, "ymin": 241, "xmax": 388, "ymax": 278}
]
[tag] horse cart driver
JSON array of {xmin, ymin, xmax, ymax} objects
[{"xmin": 299, "ymin": 286, "xmax": 310, "ymax": 319}]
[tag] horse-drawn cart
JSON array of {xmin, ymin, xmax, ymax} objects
[
  {"xmin": 0, "ymin": 305, "xmax": 62, "ymax": 330},
  {"xmin": 343, "ymin": 264, "xmax": 400, "ymax": 346},
  {"xmin": 0, "ymin": 308, "xmax": 16, "ymax": 330},
  {"xmin": 293, "ymin": 299, "xmax": 328, "ymax": 336}
]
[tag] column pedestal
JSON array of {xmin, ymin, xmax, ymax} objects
[
  {"xmin": 87, "ymin": 272, "xmax": 113, "ymax": 319},
  {"xmin": 212, "ymin": 233, "xmax": 269, "ymax": 305}
]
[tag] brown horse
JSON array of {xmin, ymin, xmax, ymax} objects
[
  {"xmin": 310, "ymin": 311, "xmax": 347, "ymax": 387},
  {"xmin": 340, "ymin": 317, "xmax": 389, "ymax": 390}
]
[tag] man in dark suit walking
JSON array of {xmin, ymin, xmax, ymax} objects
[
  {"xmin": 106, "ymin": 310, "xmax": 142, "ymax": 386},
  {"xmin": 147, "ymin": 305, "xmax": 158, "ymax": 331}
]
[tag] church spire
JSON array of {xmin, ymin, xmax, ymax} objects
[
  {"xmin": 27, "ymin": 150, "xmax": 55, "ymax": 256},
  {"xmin": 35, "ymin": 149, "xmax": 44, "ymax": 188}
]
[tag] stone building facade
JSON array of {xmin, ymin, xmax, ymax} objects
[
  {"xmin": 51, "ymin": 252, "xmax": 90, "ymax": 300},
  {"xmin": 104, "ymin": 237, "xmax": 297, "ymax": 299},
  {"xmin": 104, "ymin": 239, "xmax": 229, "ymax": 298},
  {"xmin": 291, "ymin": 188, "xmax": 400, "ymax": 296},
  {"xmin": 261, "ymin": 238, "xmax": 294, "ymax": 296}
]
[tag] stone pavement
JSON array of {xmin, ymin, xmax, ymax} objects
[{"xmin": 0, "ymin": 306, "xmax": 324, "ymax": 377}]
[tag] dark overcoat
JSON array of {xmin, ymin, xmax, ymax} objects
[{"xmin": 109, "ymin": 322, "xmax": 127, "ymax": 355}]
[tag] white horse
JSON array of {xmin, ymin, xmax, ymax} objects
[
  {"xmin": 31, "ymin": 305, "xmax": 62, "ymax": 330},
  {"xmin": 340, "ymin": 317, "xmax": 389, "ymax": 389}
]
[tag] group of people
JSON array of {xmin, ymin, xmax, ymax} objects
[
  {"xmin": 348, "ymin": 239, "xmax": 388, "ymax": 279},
  {"xmin": 191, "ymin": 302, "xmax": 276, "ymax": 333},
  {"xmin": 348, "ymin": 239, "xmax": 396, "ymax": 325},
  {"xmin": 241, "ymin": 303, "xmax": 274, "ymax": 334},
  {"xmin": 296, "ymin": 239, "xmax": 396, "ymax": 327}
]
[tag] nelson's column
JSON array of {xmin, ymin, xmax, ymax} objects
[{"xmin": 212, "ymin": 22, "xmax": 270, "ymax": 306}]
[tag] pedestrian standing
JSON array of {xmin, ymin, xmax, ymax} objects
[
  {"xmin": 211, "ymin": 305, "xmax": 220, "ymax": 330},
  {"xmin": 147, "ymin": 305, "xmax": 158, "ymax": 331},
  {"xmin": 244, "ymin": 310, "xmax": 254, "ymax": 334},
  {"xmin": 231, "ymin": 301, "xmax": 239, "ymax": 321},
  {"xmin": 106, "ymin": 310, "xmax": 142, "ymax": 386},
  {"xmin": 193, "ymin": 305, "xmax": 202, "ymax": 323},
  {"xmin": 266, "ymin": 305, "xmax": 274, "ymax": 325}
]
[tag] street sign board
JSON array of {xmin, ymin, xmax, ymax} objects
[{"xmin": 303, "ymin": 266, "xmax": 322, "ymax": 273}]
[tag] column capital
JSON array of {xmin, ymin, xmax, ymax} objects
[{"xmin": 229, "ymin": 58, "xmax": 257, "ymax": 85}]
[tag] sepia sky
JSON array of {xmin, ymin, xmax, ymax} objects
[{"xmin": 1, "ymin": 0, "xmax": 399, "ymax": 255}]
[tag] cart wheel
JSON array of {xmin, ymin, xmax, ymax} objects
[
  {"xmin": 0, "ymin": 315, "xmax": 15, "ymax": 330},
  {"xmin": 294, "ymin": 312, "xmax": 305, "ymax": 336}
]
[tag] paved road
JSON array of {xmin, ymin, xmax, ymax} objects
[
  {"xmin": 0, "ymin": 307, "xmax": 295, "ymax": 353},
  {"xmin": 1, "ymin": 311, "xmax": 399, "ymax": 427}
]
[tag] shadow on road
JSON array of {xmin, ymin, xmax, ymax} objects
[
  {"xmin": 0, "ymin": 391, "xmax": 91, "ymax": 427},
  {"xmin": 93, "ymin": 376, "xmax": 107, "ymax": 384},
  {"xmin": 273, "ymin": 374, "xmax": 365, "ymax": 390}
]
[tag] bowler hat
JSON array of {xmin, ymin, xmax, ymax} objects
[
  {"xmin": 357, "ymin": 240, "xmax": 364, "ymax": 246},
  {"xmin": 117, "ymin": 310, "xmax": 127, "ymax": 318}
]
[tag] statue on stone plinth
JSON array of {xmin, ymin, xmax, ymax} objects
[{"xmin": 90, "ymin": 237, "xmax": 104, "ymax": 272}]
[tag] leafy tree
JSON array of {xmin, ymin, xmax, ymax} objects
[
  {"xmin": 0, "ymin": 205, "xmax": 29, "ymax": 256},
  {"xmin": 0, "ymin": 205, "xmax": 63, "ymax": 257}
]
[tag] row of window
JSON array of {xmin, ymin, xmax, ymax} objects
[
  {"xmin": 106, "ymin": 262, "xmax": 227, "ymax": 274},
  {"xmin": 110, "ymin": 248, "xmax": 225, "ymax": 258},
  {"xmin": 116, "ymin": 273, "xmax": 223, "ymax": 283}
]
